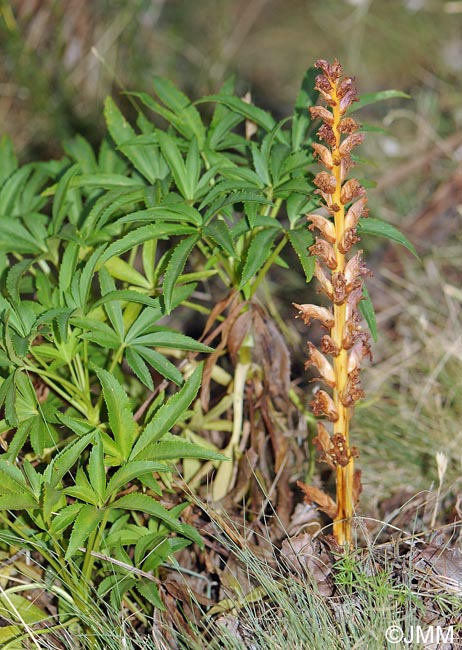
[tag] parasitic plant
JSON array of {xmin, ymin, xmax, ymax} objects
[{"xmin": 295, "ymin": 59, "xmax": 372, "ymax": 545}]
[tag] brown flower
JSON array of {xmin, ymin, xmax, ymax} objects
[
  {"xmin": 311, "ymin": 389, "xmax": 339, "ymax": 421},
  {"xmin": 293, "ymin": 303, "xmax": 335, "ymax": 329},
  {"xmin": 312, "ymin": 143, "xmax": 333, "ymax": 169},
  {"xmin": 339, "ymin": 117, "xmax": 360, "ymax": 134},
  {"xmin": 339, "ymin": 133, "xmax": 365, "ymax": 156},
  {"xmin": 313, "ymin": 259, "xmax": 334, "ymax": 299},
  {"xmin": 309, "ymin": 238, "xmax": 337, "ymax": 270},
  {"xmin": 314, "ymin": 172, "xmax": 336, "ymax": 194},
  {"xmin": 340, "ymin": 179, "xmax": 366, "ymax": 205},
  {"xmin": 305, "ymin": 343, "xmax": 336, "ymax": 387},
  {"xmin": 321, "ymin": 334, "xmax": 340, "ymax": 356},
  {"xmin": 309, "ymin": 105, "xmax": 334, "ymax": 126},
  {"xmin": 308, "ymin": 214, "xmax": 336, "ymax": 243}
]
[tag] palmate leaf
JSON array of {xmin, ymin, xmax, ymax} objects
[
  {"xmin": 357, "ymin": 217, "xmax": 418, "ymax": 258},
  {"xmin": 117, "ymin": 204, "xmax": 203, "ymax": 227},
  {"xmin": 95, "ymin": 368, "xmax": 137, "ymax": 462},
  {"xmin": 51, "ymin": 163, "xmax": 80, "ymax": 234},
  {"xmin": 130, "ymin": 364, "xmax": 202, "ymax": 459}
]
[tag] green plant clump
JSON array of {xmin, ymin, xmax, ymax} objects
[{"xmin": 0, "ymin": 62, "xmax": 411, "ymax": 640}]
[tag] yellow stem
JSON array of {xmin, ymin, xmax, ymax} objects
[{"xmin": 331, "ymin": 92, "xmax": 354, "ymax": 545}]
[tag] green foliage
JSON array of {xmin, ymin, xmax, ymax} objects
[{"xmin": 0, "ymin": 69, "xmax": 411, "ymax": 624}]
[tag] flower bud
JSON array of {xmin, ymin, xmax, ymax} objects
[{"xmin": 344, "ymin": 197, "xmax": 368, "ymax": 231}]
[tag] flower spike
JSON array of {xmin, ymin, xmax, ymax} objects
[{"xmin": 295, "ymin": 59, "xmax": 372, "ymax": 545}]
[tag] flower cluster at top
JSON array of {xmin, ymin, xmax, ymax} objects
[{"xmin": 294, "ymin": 59, "xmax": 371, "ymax": 472}]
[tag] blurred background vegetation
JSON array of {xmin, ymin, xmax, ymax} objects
[{"xmin": 1, "ymin": 0, "xmax": 461, "ymax": 509}]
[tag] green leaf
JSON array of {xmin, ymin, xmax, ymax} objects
[
  {"xmin": 65, "ymin": 504, "xmax": 104, "ymax": 560},
  {"xmin": 203, "ymin": 219, "xmax": 237, "ymax": 258},
  {"xmin": 135, "ymin": 436, "xmax": 226, "ymax": 463},
  {"xmin": 152, "ymin": 76, "xmax": 206, "ymax": 145},
  {"xmin": 95, "ymin": 368, "xmax": 136, "ymax": 462},
  {"xmin": 52, "ymin": 163, "xmax": 80, "ymax": 234},
  {"xmin": 239, "ymin": 228, "xmax": 280, "ymax": 289},
  {"xmin": 109, "ymin": 492, "xmax": 183, "ymax": 531},
  {"xmin": 88, "ymin": 434, "xmax": 106, "ymax": 502},
  {"xmin": 99, "ymin": 267, "xmax": 125, "ymax": 340},
  {"xmin": 351, "ymin": 89, "xmax": 411, "ymax": 113},
  {"xmin": 59, "ymin": 241, "xmax": 80, "ymax": 295},
  {"xmin": 132, "ymin": 345, "xmax": 184, "ymax": 386},
  {"xmin": 0, "ymin": 220, "xmax": 46, "ymax": 255},
  {"xmin": 157, "ymin": 130, "xmax": 190, "ymax": 198},
  {"xmin": 45, "ymin": 430, "xmax": 96, "ymax": 487},
  {"xmin": 125, "ymin": 347, "xmax": 154, "ymax": 390},
  {"xmin": 118, "ymin": 204, "xmax": 203, "ymax": 227},
  {"xmin": 287, "ymin": 228, "xmax": 315, "ymax": 282},
  {"xmin": 0, "ymin": 593, "xmax": 46, "ymax": 625},
  {"xmin": 99, "ymin": 223, "xmax": 196, "ymax": 264},
  {"xmin": 359, "ymin": 284, "xmax": 378, "ymax": 343},
  {"xmin": 197, "ymin": 95, "xmax": 276, "ymax": 132},
  {"xmin": 105, "ymin": 460, "xmax": 169, "ymax": 499},
  {"xmin": 131, "ymin": 364, "xmax": 202, "ymax": 459},
  {"xmin": 357, "ymin": 217, "xmax": 418, "ymax": 258},
  {"xmin": 136, "ymin": 581, "xmax": 165, "ymax": 610},
  {"xmin": 162, "ymin": 235, "xmax": 199, "ymax": 314},
  {"xmin": 133, "ymin": 331, "xmax": 212, "ymax": 353},
  {"xmin": 0, "ymin": 493, "xmax": 37, "ymax": 509}
]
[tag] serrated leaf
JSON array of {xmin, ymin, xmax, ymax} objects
[
  {"xmin": 134, "ymin": 436, "xmax": 227, "ymax": 463},
  {"xmin": 287, "ymin": 228, "xmax": 315, "ymax": 281},
  {"xmin": 203, "ymin": 190, "xmax": 272, "ymax": 224},
  {"xmin": 95, "ymin": 368, "xmax": 136, "ymax": 462},
  {"xmin": 125, "ymin": 347, "xmax": 154, "ymax": 390},
  {"xmin": 163, "ymin": 234, "xmax": 199, "ymax": 314},
  {"xmin": 357, "ymin": 217, "xmax": 418, "ymax": 257},
  {"xmin": 0, "ymin": 593, "xmax": 46, "ymax": 625},
  {"xmin": 132, "ymin": 345, "xmax": 184, "ymax": 386},
  {"xmin": 6, "ymin": 259, "xmax": 33, "ymax": 303},
  {"xmin": 152, "ymin": 76, "xmax": 206, "ymax": 145},
  {"xmin": 118, "ymin": 204, "xmax": 203, "ymax": 227},
  {"xmin": 104, "ymin": 257, "xmax": 151, "ymax": 289},
  {"xmin": 59, "ymin": 241, "xmax": 80, "ymax": 295},
  {"xmin": 45, "ymin": 430, "xmax": 96, "ymax": 487},
  {"xmin": 351, "ymin": 89, "xmax": 411, "ymax": 113},
  {"xmin": 157, "ymin": 131, "xmax": 190, "ymax": 198},
  {"xmin": 50, "ymin": 502, "xmax": 83, "ymax": 536},
  {"xmin": 99, "ymin": 267, "xmax": 124, "ymax": 340},
  {"xmin": 88, "ymin": 435, "xmax": 106, "ymax": 502},
  {"xmin": 52, "ymin": 163, "xmax": 80, "ymax": 234},
  {"xmin": 105, "ymin": 460, "xmax": 169, "ymax": 499},
  {"xmin": 359, "ymin": 284, "xmax": 378, "ymax": 342},
  {"xmin": 0, "ymin": 220, "xmax": 46, "ymax": 255},
  {"xmin": 131, "ymin": 364, "xmax": 202, "ymax": 459},
  {"xmin": 0, "ymin": 493, "xmax": 37, "ymax": 509},
  {"xmin": 239, "ymin": 228, "xmax": 280, "ymax": 289},
  {"xmin": 203, "ymin": 219, "xmax": 237, "ymax": 258},
  {"xmin": 99, "ymin": 223, "xmax": 195, "ymax": 264},
  {"xmin": 132, "ymin": 331, "xmax": 212, "ymax": 353},
  {"xmin": 65, "ymin": 504, "xmax": 104, "ymax": 560},
  {"xmin": 110, "ymin": 493, "xmax": 183, "ymax": 531}
]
